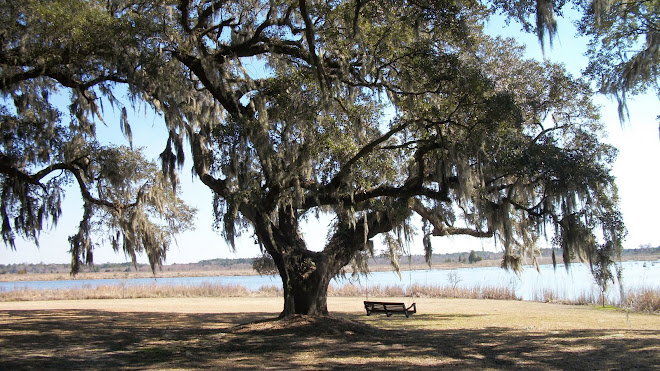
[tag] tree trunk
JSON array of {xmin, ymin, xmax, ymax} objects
[
  {"xmin": 252, "ymin": 206, "xmax": 402, "ymax": 318},
  {"xmin": 252, "ymin": 210, "xmax": 340, "ymax": 318},
  {"xmin": 275, "ymin": 227, "xmax": 369, "ymax": 317},
  {"xmin": 279, "ymin": 251, "xmax": 333, "ymax": 317}
]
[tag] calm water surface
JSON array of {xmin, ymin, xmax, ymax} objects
[{"xmin": 2, "ymin": 260, "xmax": 658, "ymax": 301}]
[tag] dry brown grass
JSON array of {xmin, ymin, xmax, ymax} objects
[
  {"xmin": 1, "ymin": 297, "xmax": 658, "ymax": 370},
  {"xmin": 532, "ymin": 288, "xmax": 599, "ymax": 306},
  {"xmin": 2, "ymin": 282, "xmax": 520, "ymax": 302},
  {"xmin": 531, "ymin": 286, "xmax": 660, "ymax": 314},
  {"xmin": 624, "ymin": 287, "xmax": 660, "ymax": 314},
  {"xmin": 0, "ymin": 283, "xmax": 282, "ymax": 301},
  {"xmin": 330, "ymin": 283, "xmax": 519, "ymax": 300}
]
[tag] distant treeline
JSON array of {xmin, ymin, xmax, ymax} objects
[
  {"xmin": 371, "ymin": 251, "xmax": 502, "ymax": 266},
  {"xmin": 2, "ymin": 247, "xmax": 659, "ymax": 275},
  {"xmin": 196, "ymin": 258, "xmax": 255, "ymax": 266},
  {"xmin": 0, "ymin": 258, "xmax": 256, "ymax": 275}
]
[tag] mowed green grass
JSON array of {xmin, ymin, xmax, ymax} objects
[{"xmin": 1, "ymin": 297, "xmax": 658, "ymax": 370}]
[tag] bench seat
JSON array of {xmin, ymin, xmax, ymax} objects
[{"xmin": 364, "ymin": 301, "xmax": 416, "ymax": 318}]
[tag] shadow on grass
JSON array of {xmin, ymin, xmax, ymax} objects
[{"xmin": 0, "ymin": 309, "xmax": 658, "ymax": 370}]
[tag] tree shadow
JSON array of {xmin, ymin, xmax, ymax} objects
[{"xmin": 0, "ymin": 309, "xmax": 658, "ymax": 370}]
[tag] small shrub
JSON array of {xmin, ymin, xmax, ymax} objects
[{"xmin": 468, "ymin": 251, "xmax": 483, "ymax": 264}]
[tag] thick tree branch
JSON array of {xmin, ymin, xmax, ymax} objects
[
  {"xmin": 328, "ymin": 120, "xmax": 411, "ymax": 190},
  {"xmin": 323, "ymin": 204, "xmax": 407, "ymax": 273},
  {"xmin": 412, "ymin": 199, "xmax": 493, "ymax": 238},
  {"xmin": 298, "ymin": 0, "xmax": 325, "ymax": 89},
  {"xmin": 187, "ymin": 129, "xmax": 229, "ymax": 197},
  {"xmin": 178, "ymin": 0, "xmax": 192, "ymax": 33},
  {"xmin": 196, "ymin": 0, "xmax": 228, "ymax": 30},
  {"xmin": 0, "ymin": 155, "xmax": 141, "ymax": 212},
  {"xmin": 173, "ymin": 51, "xmax": 243, "ymax": 115},
  {"xmin": 66, "ymin": 164, "xmax": 142, "ymax": 211},
  {"xmin": 0, "ymin": 62, "xmax": 126, "ymax": 92},
  {"xmin": 0, "ymin": 155, "xmax": 49, "ymax": 190},
  {"xmin": 0, "ymin": 69, "xmax": 42, "ymax": 90},
  {"xmin": 302, "ymin": 181, "xmax": 450, "ymax": 211}
]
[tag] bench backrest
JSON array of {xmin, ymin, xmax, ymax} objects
[{"xmin": 364, "ymin": 301, "xmax": 408, "ymax": 311}]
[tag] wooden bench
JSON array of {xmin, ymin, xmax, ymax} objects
[{"xmin": 364, "ymin": 301, "xmax": 417, "ymax": 318}]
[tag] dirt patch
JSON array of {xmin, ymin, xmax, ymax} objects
[{"xmin": 1, "ymin": 298, "xmax": 658, "ymax": 369}]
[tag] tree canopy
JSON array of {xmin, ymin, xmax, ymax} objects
[
  {"xmin": 1, "ymin": 0, "xmax": 629, "ymax": 316},
  {"xmin": 578, "ymin": 0, "xmax": 660, "ymax": 124},
  {"xmin": 0, "ymin": 0, "xmax": 195, "ymax": 273},
  {"xmin": 495, "ymin": 0, "xmax": 660, "ymax": 125}
]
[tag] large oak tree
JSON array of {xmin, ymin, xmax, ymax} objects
[{"xmin": 2, "ymin": 0, "xmax": 626, "ymax": 317}]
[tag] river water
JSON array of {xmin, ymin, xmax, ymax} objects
[{"xmin": 1, "ymin": 260, "xmax": 658, "ymax": 301}]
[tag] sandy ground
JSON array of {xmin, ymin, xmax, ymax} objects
[{"xmin": 1, "ymin": 297, "xmax": 659, "ymax": 370}]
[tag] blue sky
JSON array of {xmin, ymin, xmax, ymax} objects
[{"xmin": 2, "ymin": 11, "xmax": 658, "ymax": 265}]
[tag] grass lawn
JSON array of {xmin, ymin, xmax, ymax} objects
[{"xmin": 1, "ymin": 297, "xmax": 658, "ymax": 369}]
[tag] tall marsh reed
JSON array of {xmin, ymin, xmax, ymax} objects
[
  {"xmin": 1, "ymin": 282, "xmax": 520, "ymax": 301},
  {"xmin": 622, "ymin": 287, "xmax": 660, "ymax": 314},
  {"xmin": 532, "ymin": 288, "xmax": 598, "ymax": 306},
  {"xmin": 327, "ymin": 283, "xmax": 520, "ymax": 300},
  {"xmin": 532, "ymin": 286, "xmax": 660, "ymax": 314},
  {"xmin": 0, "ymin": 283, "xmax": 281, "ymax": 301}
]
